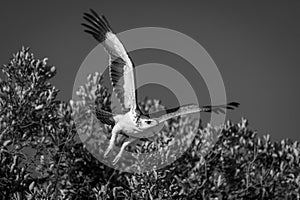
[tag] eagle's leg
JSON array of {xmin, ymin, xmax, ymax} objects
[
  {"xmin": 104, "ymin": 123, "xmax": 121, "ymax": 158},
  {"xmin": 112, "ymin": 137, "xmax": 136, "ymax": 165}
]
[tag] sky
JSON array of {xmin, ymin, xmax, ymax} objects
[{"xmin": 0, "ymin": 1, "xmax": 299, "ymax": 141}]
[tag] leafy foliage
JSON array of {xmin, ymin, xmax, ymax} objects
[{"xmin": 1, "ymin": 48, "xmax": 300, "ymax": 199}]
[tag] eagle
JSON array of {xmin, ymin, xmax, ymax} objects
[{"xmin": 82, "ymin": 9, "xmax": 240, "ymax": 165}]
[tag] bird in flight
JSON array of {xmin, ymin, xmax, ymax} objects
[{"xmin": 82, "ymin": 9, "xmax": 240, "ymax": 165}]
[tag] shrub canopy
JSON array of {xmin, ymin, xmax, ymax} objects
[{"xmin": 0, "ymin": 48, "xmax": 299, "ymax": 200}]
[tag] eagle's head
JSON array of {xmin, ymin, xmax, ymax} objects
[{"xmin": 138, "ymin": 117, "xmax": 159, "ymax": 130}]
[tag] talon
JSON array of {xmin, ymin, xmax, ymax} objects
[
  {"xmin": 104, "ymin": 150, "xmax": 109, "ymax": 158},
  {"xmin": 112, "ymin": 138, "xmax": 135, "ymax": 165},
  {"xmin": 104, "ymin": 125, "xmax": 119, "ymax": 158},
  {"xmin": 104, "ymin": 145, "xmax": 113, "ymax": 158},
  {"xmin": 112, "ymin": 155, "xmax": 121, "ymax": 165}
]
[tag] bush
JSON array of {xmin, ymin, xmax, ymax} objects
[{"xmin": 1, "ymin": 48, "xmax": 300, "ymax": 199}]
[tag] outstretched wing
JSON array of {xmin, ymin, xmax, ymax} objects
[
  {"xmin": 89, "ymin": 105, "xmax": 122, "ymax": 126},
  {"xmin": 82, "ymin": 9, "xmax": 138, "ymax": 111},
  {"xmin": 154, "ymin": 102, "xmax": 240, "ymax": 123}
]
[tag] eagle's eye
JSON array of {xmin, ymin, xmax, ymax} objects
[{"xmin": 145, "ymin": 120, "xmax": 152, "ymax": 124}]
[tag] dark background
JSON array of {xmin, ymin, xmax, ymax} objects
[{"xmin": 0, "ymin": 1, "xmax": 299, "ymax": 141}]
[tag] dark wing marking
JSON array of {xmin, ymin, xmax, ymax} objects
[
  {"xmin": 89, "ymin": 105, "xmax": 116, "ymax": 126},
  {"xmin": 109, "ymin": 57, "xmax": 135, "ymax": 111},
  {"xmin": 96, "ymin": 109, "xmax": 115, "ymax": 126}
]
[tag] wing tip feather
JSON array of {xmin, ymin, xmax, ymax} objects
[{"xmin": 82, "ymin": 9, "xmax": 112, "ymax": 43}]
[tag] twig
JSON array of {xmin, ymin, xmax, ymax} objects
[{"xmin": 51, "ymin": 125, "xmax": 76, "ymax": 200}]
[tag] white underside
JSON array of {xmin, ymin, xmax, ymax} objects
[{"xmin": 116, "ymin": 112, "xmax": 164, "ymax": 138}]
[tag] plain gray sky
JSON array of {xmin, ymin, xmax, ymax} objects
[{"xmin": 0, "ymin": 1, "xmax": 299, "ymax": 141}]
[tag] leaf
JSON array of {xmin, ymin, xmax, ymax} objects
[
  {"xmin": 148, "ymin": 189, "xmax": 154, "ymax": 200},
  {"xmin": 35, "ymin": 104, "xmax": 43, "ymax": 110},
  {"xmin": 294, "ymin": 148, "xmax": 299, "ymax": 159},
  {"xmin": 217, "ymin": 175, "xmax": 222, "ymax": 187},
  {"xmin": 280, "ymin": 162, "xmax": 286, "ymax": 171},
  {"xmin": 3, "ymin": 140, "xmax": 12, "ymax": 147},
  {"xmin": 153, "ymin": 169, "xmax": 158, "ymax": 180},
  {"xmin": 29, "ymin": 181, "xmax": 35, "ymax": 191},
  {"xmin": 113, "ymin": 186, "xmax": 123, "ymax": 199}
]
